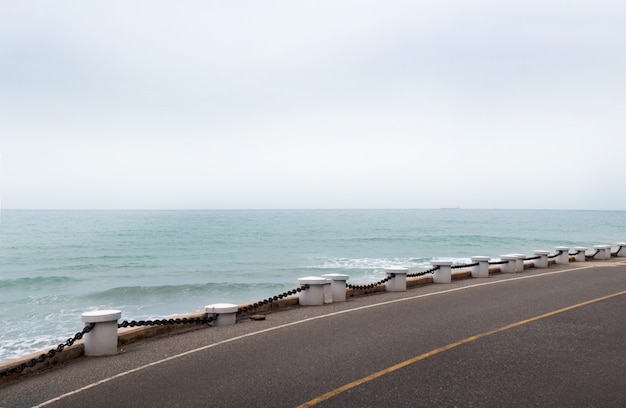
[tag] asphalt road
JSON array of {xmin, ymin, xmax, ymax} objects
[{"xmin": 2, "ymin": 260, "xmax": 625, "ymax": 407}]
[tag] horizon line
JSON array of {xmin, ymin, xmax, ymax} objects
[{"xmin": 1, "ymin": 208, "xmax": 624, "ymax": 212}]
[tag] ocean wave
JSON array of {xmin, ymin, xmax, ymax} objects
[
  {"xmin": 81, "ymin": 281, "xmax": 292, "ymax": 303},
  {"xmin": 333, "ymin": 236, "xmax": 416, "ymax": 243},
  {"xmin": 0, "ymin": 275, "xmax": 79, "ymax": 290},
  {"xmin": 309, "ymin": 257, "xmax": 434, "ymax": 270},
  {"xmin": 7, "ymin": 293, "xmax": 80, "ymax": 306},
  {"xmin": 305, "ymin": 256, "xmax": 474, "ymax": 284},
  {"xmin": 37, "ymin": 262, "xmax": 158, "ymax": 272},
  {"xmin": 63, "ymin": 254, "xmax": 155, "ymax": 261}
]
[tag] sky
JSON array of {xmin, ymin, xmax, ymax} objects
[{"xmin": 1, "ymin": 0, "xmax": 625, "ymax": 210}]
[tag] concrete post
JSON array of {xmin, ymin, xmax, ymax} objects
[
  {"xmin": 511, "ymin": 254, "xmax": 526, "ymax": 272},
  {"xmin": 593, "ymin": 245, "xmax": 604, "ymax": 260},
  {"xmin": 616, "ymin": 242, "xmax": 626, "ymax": 258},
  {"xmin": 384, "ymin": 267, "xmax": 408, "ymax": 291},
  {"xmin": 573, "ymin": 247, "xmax": 587, "ymax": 262},
  {"xmin": 81, "ymin": 310, "xmax": 122, "ymax": 357},
  {"xmin": 431, "ymin": 261, "xmax": 453, "ymax": 283},
  {"xmin": 555, "ymin": 246, "xmax": 570, "ymax": 264},
  {"xmin": 321, "ymin": 273, "xmax": 349, "ymax": 302},
  {"xmin": 499, "ymin": 255, "xmax": 517, "ymax": 273},
  {"xmin": 470, "ymin": 256, "xmax": 490, "ymax": 278},
  {"xmin": 205, "ymin": 303, "xmax": 238, "ymax": 326},
  {"xmin": 593, "ymin": 245, "xmax": 610, "ymax": 260},
  {"xmin": 298, "ymin": 276, "xmax": 332, "ymax": 305},
  {"xmin": 533, "ymin": 250, "xmax": 550, "ymax": 269},
  {"xmin": 602, "ymin": 245, "xmax": 612, "ymax": 259}
]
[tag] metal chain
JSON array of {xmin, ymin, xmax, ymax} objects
[
  {"xmin": 407, "ymin": 266, "xmax": 439, "ymax": 277},
  {"xmin": 524, "ymin": 256, "xmax": 540, "ymax": 261},
  {"xmin": 0, "ymin": 323, "xmax": 95, "ymax": 378},
  {"xmin": 451, "ymin": 262, "xmax": 479, "ymax": 269},
  {"xmin": 586, "ymin": 249, "xmax": 601, "ymax": 259},
  {"xmin": 237, "ymin": 285, "xmax": 309, "ymax": 314},
  {"xmin": 118, "ymin": 316, "xmax": 212, "ymax": 328},
  {"xmin": 548, "ymin": 250, "xmax": 561, "ymax": 259},
  {"xmin": 346, "ymin": 274, "xmax": 395, "ymax": 290}
]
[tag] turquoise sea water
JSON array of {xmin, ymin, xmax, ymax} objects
[{"xmin": 1, "ymin": 209, "xmax": 624, "ymax": 362}]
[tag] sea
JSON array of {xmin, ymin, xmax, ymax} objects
[{"xmin": 1, "ymin": 209, "xmax": 624, "ymax": 363}]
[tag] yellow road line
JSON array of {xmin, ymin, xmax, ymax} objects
[{"xmin": 297, "ymin": 289, "xmax": 626, "ymax": 408}]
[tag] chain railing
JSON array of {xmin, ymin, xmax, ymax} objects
[
  {"xmin": 345, "ymin": 263, "xmax": 467, "ymax": 290},
  {"xmin": 407, "ymin": 265, "xmax": 440, "ymax": 277},
  {"xmin": 1, "ymin": 315, "xmax": 219, "ymax": 379},
  {"xmin": 237, "ymin": 285, "xmax": 309, "ymax": 314},
  {"xmin": 548, "ymin": 250, "xmax": 561, "ymax": 259},
  {"xmin": 0, "ymin": 323, "xmax": 95, "ymax": 378},
  {"xmin": 346, "ymin": 274, "xmax": 395, "ymax": 290},
  {"xmin": 451, "ymin": 262, "xmax": 479, "ymax": 269},
  {"xmin": 118, "ymin": 316, "xmax": 212, "ymax": 328}
]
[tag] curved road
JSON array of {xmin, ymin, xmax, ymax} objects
[{"xmin": 2, "ymin": 260, "xmax": 625, "ymax": 407}]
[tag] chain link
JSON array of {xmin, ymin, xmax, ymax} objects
[
  {"xmin": 237, "ymin": 285, "xmax": 309, "ymax": 314},
  {"xmin": 547, "ymin": 250, "xmax": 561, "ymax": 259},
  {"xmin": 0, "ymin": 323, "xmax": 95, "ymax": 378},
  {"xmin": 451, "ymin": 262, "xmax": 479, "ymax": 269},
  {"xmin": 407, "ymin": 265, "xmax": 439, "ymax": 277},
  {"xmin": 346, "ymin": 274, "xmax": 395, "ymax": 290},
  {"xmin": 118, "ymin": 316, "xmax": 212, "ymax": 328}
]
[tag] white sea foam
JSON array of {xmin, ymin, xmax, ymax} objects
[
  {"xmin": 313, "ymin": 257, "xmax": 427, "ymax": 270},
  {"xmin": 311, "ymin": 256, "xmax": 473, "ymax": 270}
]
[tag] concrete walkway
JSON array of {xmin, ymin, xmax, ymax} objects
[{"xmin": 1, "ymin": 259, "xmax": 625, "ymax": 407}]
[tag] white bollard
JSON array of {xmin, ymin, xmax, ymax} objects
[
  {"xmin": 593, "ymin": 245, "xmax": 611, "ymax": 260},
  {"xmin": 431, "ymin": 261, "xmax": 453, "ymax": 283},
  {"xmin": 384, "ymin": 267, "xmax": 408, "ymax": 291},
  {"xmin": 511, "ymin": 254, "xmax": 526, "ymax": 272},
  {"xmin": 298, "ymin": 276, "xmax": 332, "ymax": 305},
  {"xmin": 470, "ymin": 256, "xmax": 490, "ymax": 278},
  {"xmin": 533, "ymin": 250, "xmax": 550, "ymax": 269},
  {"xmin": 573, "ymin": 247, "xmax": 587, "ymax": 262},
  {"xmin": 616, "ymin": 242, "xmax": 626, "ymax": 258},
  {"xmin": 81, "ymin": 310, "xmax": 122, "ymax": 357},
  {"xmin": 602, "ymin": 245, "xmax": 612, "ymax": 259},
  {"xmin": 555, "ymin": 246, "xmax": 570, "ymax": 264},
  {"xmin": 205, "ymin": 303, "xmax": 238, "ymax": 326},
  {"xmin": 321, "ymin": 273, "xmax": 349, "ymax": 302},
  {"xmin": 593, "ymin": 245, "xmax": 604, "ymax": 260},
  {"xmin": 499, "ymin": 255, "xmax": 518, "ymax": 273},
  {"xmin": 605, "ymin": 245, "xmax": 612, "ymax": 259}
]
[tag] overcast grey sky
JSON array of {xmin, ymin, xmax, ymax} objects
[{"xmin": 1, "ymin": 0, "xmax": 624, "ymax": 210}]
